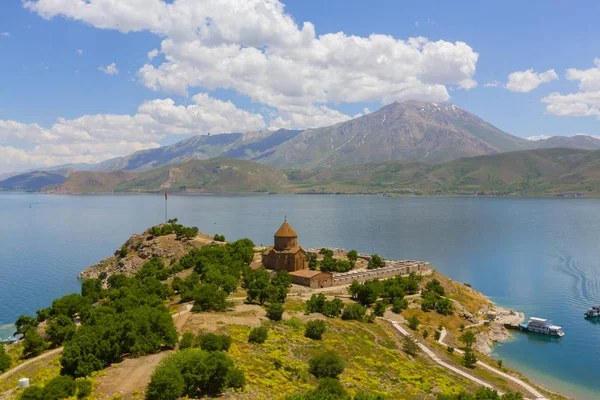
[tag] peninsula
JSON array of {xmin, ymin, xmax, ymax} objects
[{"xmin": 0, "ymin": 220, "xmax": 567, "ymax": 400}]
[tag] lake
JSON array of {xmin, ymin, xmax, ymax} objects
[{"xmin": 0, "ymin": 193, "xmax": 598, "ymax": 399}]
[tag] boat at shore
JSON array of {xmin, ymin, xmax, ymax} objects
[
  {"xmin": 519, "ymin": 317, "xmax": 564, "ymax": 337},
  {"xmin": 584, "ymin": 305, "xmax": 600, "ymax": 318}
]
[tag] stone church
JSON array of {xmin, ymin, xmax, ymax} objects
[{"xmin": 262, "ymin": 220, "xmax": 307, "ymax": 272}]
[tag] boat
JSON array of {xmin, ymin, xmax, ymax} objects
[
  {"xmin": 584, "ymin": 305, "xmax": 600, "ymax": 318},
  {"xmin": 519, "ymin": 317, "xmax": 564, "ymax": 337}
]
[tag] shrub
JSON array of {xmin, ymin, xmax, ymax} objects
[
  {"xmin": 435, "ymin": 298, "xmax": 454, "ymax": 315},
  {"xmin": 391, "ymin": 298, "xmax": 408, "ymax": 314},
  {"xmin": 248, "ymin": 326, "xmax": 268, "ymax": 344},
  {"xmin": 266, "ymin": 303, "xmax": 284, "ymax": 321},
  {"xmin": 434, "ymin": 330, "xmax": 441, "ymax": 341},
  {"xmin": 179, "ymin": 332, "xmax": 194, "ymax": 350},
  {"xmin": 199, "ymin": 333, "xmax": 231, "ymax": 352},
  {"xmin": 76, "ymin": 379, "xmax": 93, "ymax": 399},
  {"xmin": 407, "ymin": 315, "xmax": 420, "ymax": 330},
  {"xmin": 447, "ymin": 346, "xmax": 454, "ymax": 354},
  {"xmin": 497, "ymin": 359, "xmax": 503, "ymax": 368},
  {"xmin": 322, "ymin": 298, "xmax": 344, "ymax": 317},
  {"xmin": 313, "ymin": 378, "xmax": 347, "ymax": 397},
  {"xmin": 366, "ymin": 313, "xmax": 376, "ymax": 323},
  {"xmin": 422, "ymin": 329, "xmax": 429, "ymax": 339},
  {"xmin": 341, "ymin": 304, "xmax": 366, "ymax": 321},
  {"xmin": 146, "ymin": 349, "xmax": 244, "ymax": 399},
  {"xmin": 373, "ymin": 300, "xmax": 386, "ymax": 317},
  {"xmin": 19, "ymin": 386, "xmax": 45, "ymax": 400},
  {"xmin": 42, "ymin": 375, "xmax": 77, "ymax": 400},
  {"xmin": 119, "ymin": 246, "xmax": 128, "ymax": 258},
  {"xmin": 305, "ymin": 320, "xmax": 327, "ymax": 340},
  {"xmin": 213, "ymin": 234, "xmax": 226, "ymax": 242},
  {"xmin": 426, "ymin": 278, "xmax": 445, "ymax": 296},
  {"xmin": 402, "ymin": 335, "xmax": 420, "ymax": 356},
  {"xmin": 0, "ymin": 344, "xmax": 10, "ymax": 373},
  {"xmin": 347, "ymin": 250, "xmax": 358, "ymax": 263},
  {"xmin": 308, "ymin": 351, "xmax": 345, "ymax": 379}
]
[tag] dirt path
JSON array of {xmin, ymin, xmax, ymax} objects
[
  {"xmin": 436, "ymin": 328, "xmax": 547, "ymax": 400},
  {"xmin": 93, "ymin": 352, "xmax": 170, "ymax": 399},
  {"xmin": 0, "ymin": 347, "xmax": 63, "ymax": 383}
]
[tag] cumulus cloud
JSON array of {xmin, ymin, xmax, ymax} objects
[
  {"xmin": 76, "ymin": 49, "xmax": 83, "ymax": 55},
  {"xmin": 542, "ymin": 59, "xmax": 600, "ymax": 117},
  {"xmin": 506, "ymin": 69, "xmax": 558, "ymax": 92},
  {"xmin": 98, "ymin": 62, "xmax": 118, "ymax": 75},
  {"xmin": 24, "ymin": 0, "xmax": 479, "ymax": 128},
  {"xmin": 0, "ymin": 94, "xmax": 265, "ymax": 173}
]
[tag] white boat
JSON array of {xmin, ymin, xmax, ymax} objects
[
  {"xmin": 519, "ymin": 317, "xmax": 564, "ymax": 337},
  {"xmin": 584, "ymin": 306, "xmax": 600, "ymax": 318}
]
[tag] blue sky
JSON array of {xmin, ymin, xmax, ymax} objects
[{"xmin": 1, "ymin": 0, "xmax": 600, "ymax": 173}]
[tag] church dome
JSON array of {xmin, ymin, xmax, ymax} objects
[{"xmin": 274, "ymin": 221, "xmax": 297, "ymax": 238}]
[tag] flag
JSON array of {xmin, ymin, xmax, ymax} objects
[{"xmin": 164, "ymin": 192, "xmax": 168, "ymax": 201}]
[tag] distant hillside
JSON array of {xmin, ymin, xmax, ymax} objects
[
  {"xmin": 295, "ymin": 148, "xmax": 600, "ymax": 195},
  {"xmin": 49, "ymin": 149, "xmax": 600, "ymax": 196},
  {"xmin": 55, "ymin": 158, "xmax": 290, "ymax": 194},
  {"xmin": 96, "ymin": 129, "xmax": 302, "ymax": 172},
  {"xmin": 0, "ymin": 170, "xmax": 72, "ymax": 191},
  {"xmin": 531, "ymin": 135, "xmax": 600, "ymax": 150}
]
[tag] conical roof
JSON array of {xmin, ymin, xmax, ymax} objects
[{"xmin": 274, "ymin": 221, "xmax": 298, "ymax": 238}]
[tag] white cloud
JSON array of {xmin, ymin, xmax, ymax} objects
[
  {"xmin": 484, "ymin": 80, "xmax": 500, "ymax": 87},
  {"xmin": 0, "ymin": 94, "xmax": 266, "ymax": 173},
  {"xmin": 1, "ymin": 32, "xmax": 10, "ymax": 37},
  {"xmin": 526, "ymin": 135, "xmax": 551, "ymax": 141},
  {"xmin": 98, "ymin": 62, "xmax": 118, "ymax": 75},
  {"xmin": 24, "ymin": 0, "xmax": 479, "ymax": 128},
  {"xmin": 527, "ymin": 133, "xmax": 600, "ymax": 141},
  {"xmin": 542, "ymin": 59, "xmax": 600, "ymax": 117},
  {"xmin": 506, "ymin": 69, "xmax": 558, "ymax": 92},
  {"xmin": 76, "ymin": 49, "xmax": 83, "ymax": 55}
]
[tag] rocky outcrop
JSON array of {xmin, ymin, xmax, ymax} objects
[{"xmin": 78, "ymin": 228, "xmax": 213, "ymax": 281}]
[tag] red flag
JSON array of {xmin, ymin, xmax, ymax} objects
[{"xmin": 164, "ymin": 192, "xmax": 168, "ymax": 201}]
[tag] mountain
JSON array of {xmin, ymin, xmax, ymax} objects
[
  {"xmin": 54, "ymin": 158, "xmax": 290, "ymax": 194},
  {"xmin": 95, "ymin": 129, "xmax": 302, "ymax": 172},
  {"xmin": 531, "ymin": 135, "xmax": 600, "ymax": 150},
  {"xmin": 256, "ymin": 100, "xmax": 531, "ymax": 168},
  {"xmin": 0, "ymin": 169, "xmax": 74, "ymax": 191}
]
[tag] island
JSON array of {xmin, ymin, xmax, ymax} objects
[{"xmin": 0, "ymin": 219, "xmax": 567, "ymax": 400}]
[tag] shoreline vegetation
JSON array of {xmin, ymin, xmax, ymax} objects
[{"xmin": 0, "ymin": 222, "xmax": 571, "ymax": 400}]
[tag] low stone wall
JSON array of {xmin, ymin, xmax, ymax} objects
[{"xmin": 332, "ymin": 261, "xmax": 431, "ymax": 286}]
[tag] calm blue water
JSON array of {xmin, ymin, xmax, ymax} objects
[{"xmin": 0, "ymin": 193, "xmax": 598, "ymax": 399}]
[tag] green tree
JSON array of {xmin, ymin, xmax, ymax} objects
[
  {"xmin": 248, "ymin": 326, "xmax": 268, "ymax": 344},
  {"xmin": 146, "ymin": 363, "xmax": 185, "ymax": 400},
  {"xmin": 459, "ymin": 330, "xmax": 477, "ymax": 349},
  {"xmin": 23, "ymin": 327, "xmax": 45, "ymax": 357},
  {"xmin": 0, "ymin": 344, "xmax": 10, "ymax": 373},
  {"xmin": 421, "ymin": 290, "xmax": 438, "ymax": 312},
  {"xmin": 42, "ymin": 375, "xmax": 77, "ymax": 400},
  {"xmin": 435, "ymin": 298, "xmax": 454, "ymax": 315},
  {"xmin": 348, "ymin": 280, "xmax": 361, "ymax": 299},
  {"xmin": 391, "ymin": 298, "xmax": 408, "ymax": 314},
  {"xmin": 15, "ymin": 315, "xmax": 38, "ymax": 335},
  {"xmin": 192, "ymin": 284, "xmax": 228, "ymax": 312},
  {"xmin": 357, "ymin": 281, "xmax": 380, "ymax": 306},
  {"xmin": 341, "ymin": 304, "xmax": 366, "ymax": 321},
  {"xmin": 407, "ymin": 315, "xmax": 420, "ymax": 330},
  {"xmin": 305, "ymin": 294, "xmax": 326, "ymax": 314},
  {"xmin": 46, "ymin": 315, "xmax": 76, "ymax": 347},
  {"xmin": 308, "ymin": 351, "xmax": 345, "ymax": 379},
  {"xmin": 305, "ymin": 320, "xmax": 327, "ymax": 340},
  {"xmin": 76, "ymin": 379, "xmax": 93, "ymax": 399},
  {"xmin": 81, "ymin": 278, "xmax": 104, "ymax": 302},
  {"xmin": 307, "ymin": 253, "xmax": 318, "ymax": 270},
  {"xmin": 179, "ymin": 332, "xmax": 194, "ymax": 350},
  {"xmin": 266, "ymin": 303, "xmax": 285, "ymax": 321},
  {"xmin": 402, "ymin": 334, "xmax": 420, "ymax": 356},
  {"xmin": 347, "ymin": 250, "xmax": 358, "ymax": 263},
  {"xmin": 198, "ymin": 333, "xmax": 231, "ymax": 352},
  {"xmin": 321, "ymin": 298, "xmax": 344, "ymax": 317},
  {"xmin": 426, "ymin": 278, "xmax": 446, "ymax": 296},
  {"xmin": 372, "ymin": 300, "xmax": 387, "ymax": 317},
  {"xmin": 463, "ymin": 348, "xmax": 478, "ymax": 368},
  {"xmin": 367, "ymin": 254, "xmax": 385, "ymax": 269},
  {"xmin": 19, "ymin": 386, "xmax": 45, "ymax": 400},
  {"xmin": 213, "ymin": 234, "xmax": 226, "ymax": 242}
]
